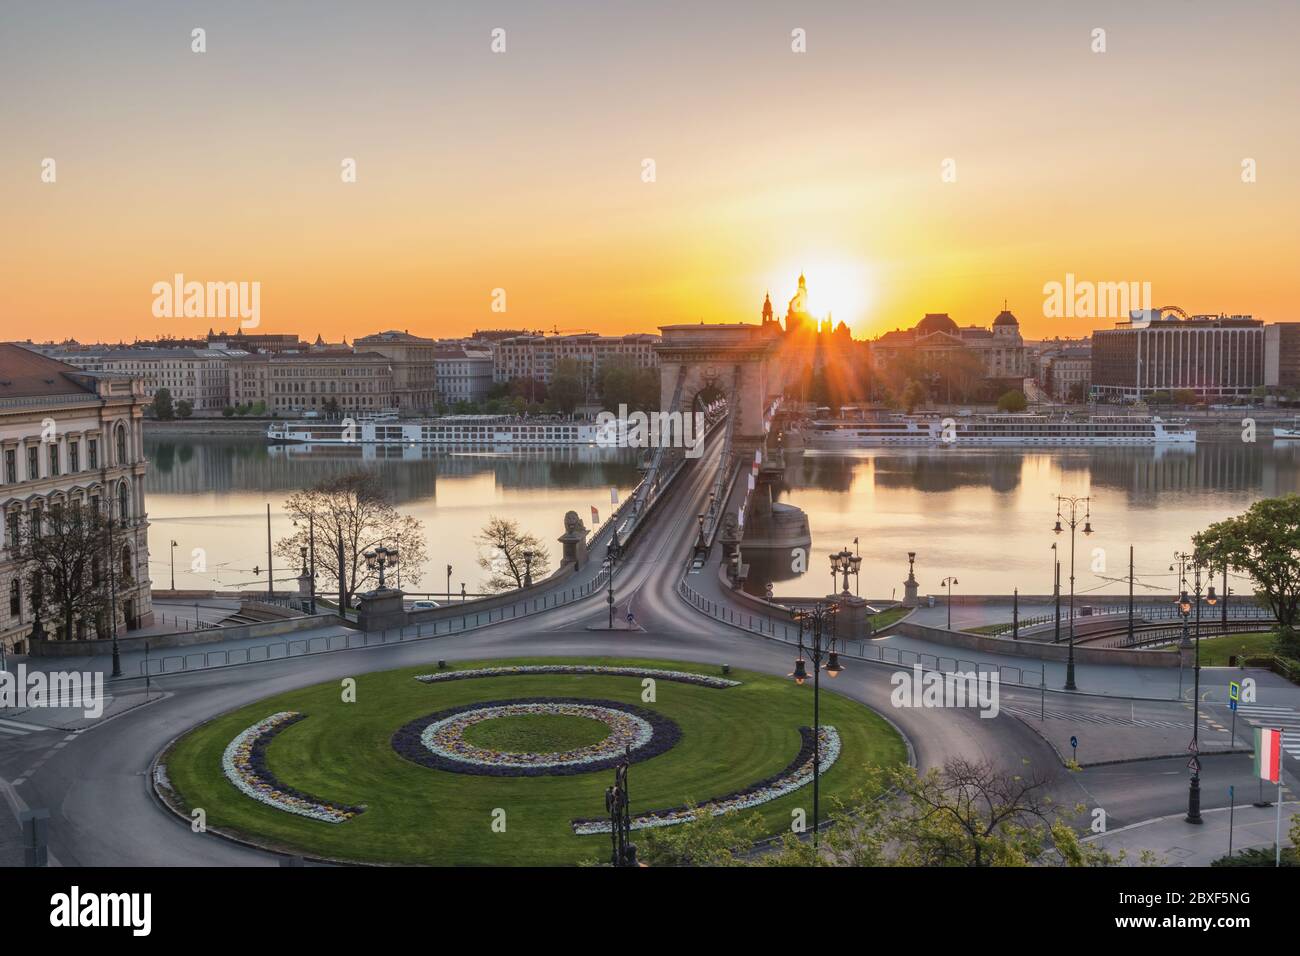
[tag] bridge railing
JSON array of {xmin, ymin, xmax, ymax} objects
[{"xmin": 675, "ymin": 577, "xmax": 1045, "ymax": 689}]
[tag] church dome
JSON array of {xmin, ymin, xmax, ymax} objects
[
  {"xmin": 993, "ymin": 309, "xmax": 1019, "ymax": 327},
  {"xmin": 915, "ymin": 313, "xmax": 959, "ymax": 336}
]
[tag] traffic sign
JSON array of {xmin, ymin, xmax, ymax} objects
[
  {"xmin": 1229, "ymin": 680, "xmax": 1241, "ymax": 702},
  {"xmin": 1229, "ymin": 698, "xmax": 1238, "ymax": 712},
  {"xmin": 1188, "ymin": 756, "xmax": 1202, "ymax": 773},
  {"xmin": 1070, "ymin": 735, "xmax": 1078, "ymax": 749}
]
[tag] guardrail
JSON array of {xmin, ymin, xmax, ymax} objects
[
  {"xmin": 137, "ymin": 567, "xmax": 617, "ymax": 677},
  {"xmin": 675, "ymin": 577, "xmax": 1045, "ymax": 689},
  {"xmin": 1094, "ymin": 620, "xmax": 1274, "ymax": 649}
]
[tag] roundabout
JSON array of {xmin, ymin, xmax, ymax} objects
[{"xmin": 158, "ymin": 657, "xmax": 908, "ymax": 865}]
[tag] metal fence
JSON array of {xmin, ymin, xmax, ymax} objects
[{"xmin": 675, "ymin": 578, "xmax": 1046, "ymax": 689}]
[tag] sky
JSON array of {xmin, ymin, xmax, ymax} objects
[{"xmin": 2, "ymin": 0, "xmax": 1297, "ymax": 344}]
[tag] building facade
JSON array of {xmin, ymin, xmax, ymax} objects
[
  {"xmin": 1040, "ymin": 347, "xmax": 1092, "ymax": 401},
  {"xmin": 354, "ymin": 331, "xmax": 439, "ymax": 414},
  {"xmin": 872, "ymin": 309, "xmax": 1029, "ymax": 384},
  {"xmin": 434, "ymin": 347, "xmax": 494, "ymax": 405},
  {"xmin": 492, "ymin": 333, "xmax": 659, "ymax": 386},
  {"xmin": 229, "ymin": 350, "xmax": 395, "ymax": 415},
  {"xmin": 1, "ymin": 345, "xmax": 153, "ymax": 652},
  {"xmin": 1091, "ymin": 311, "xmax": 1264, "ymax": 401},
  {"xmin": 23, "ymin": 345, "xmax": 234, "ymax": 415},
  {"xmin": 1265, "ymin": 323, "xmax": 1300, "ymax": 392}
]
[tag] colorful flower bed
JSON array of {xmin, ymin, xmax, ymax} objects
[
  {"xmin": 392, "ymin": 698, "xmax": 682, "ymax": 777},
  {"xmin": 570, "ymin": 725, "xmax": 841, "ymax": 834},
  {"xmin": 222, "ymin": 712, "xmax": 365, "ymax": 824},
  {"xmin": 414, "ymin": 664, "xmax": 739, "ymax": 689}
]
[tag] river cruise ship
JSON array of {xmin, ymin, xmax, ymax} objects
[
  {"xmin": 267, "ymin": 415, "xmax": 601, "ymax": 445},
  {"xmin": 792, "ymin": 414, "xmax": 1195, "ymax": 447}
]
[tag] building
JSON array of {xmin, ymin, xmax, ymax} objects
[
  {"xmin": 1265, "ymin": 323, "xmax": 1300, "ymax": 392},
  {"xmin": 434, "ymin": 346, "xmax": 494, "ymax": 405},
  {"xmin": 229, "ymin": 350, "xmax": 395, "ymax": 415},
  {"xmin": 1041, "ymin": 347, "xmax": 1092, "ymax": 401},
  {"xmin": 206, "ymin": 329, "xmax": 304, "ymax": 353},
  {"xmin": 23, "ymin": 345, "xmax": 234, "ymax": 415},
  {"xmin": 1090, "ymin": 310, "xmax": 1264, "ymax": 401},
  {"xmin": 872, "ymin": 308, "xmax": 1030, "ymax": 384},
  {"xmin": 1, "ymin": 345, "xmax": 153, "ymax": 652},
  {"xmin": 492, "ymin": 333, "xmax": 659, "ymax": 386},
  {"xmin": 354, "ymin": 331, "xmax": 439, "ymax": 414}
]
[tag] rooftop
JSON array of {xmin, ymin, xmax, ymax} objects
[{"xmin": 0, "ymin": 343, "xmax": 97, "ymax": 399}]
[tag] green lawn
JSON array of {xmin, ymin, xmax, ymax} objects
[
  {"xmin": 1195, "ymin": 631, "xmax": 1280, "ymax": 666},
  {"xmin": 163, "ymin": 656, "xmax": 906, "ymax": 865},
  {"xmin": 870, "ymin": 606, "xmax": 911, "ymax": 631},
  {"xmin": 463, "ymin": 713, "xmax": 609, "ymax": 752}
]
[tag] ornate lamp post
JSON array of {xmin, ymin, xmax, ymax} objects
[
  {"xmin": 1177, "ymin": 560, "xmax": 1216, "ymax": 825},
  {"xmin": 696, "ymin": 513, "xmax": 706, "ymax": 551},
  {"xmin": 790, "ymin": 602, "xmax": 842, "ymax": 849},
  {"xmin": 604, "ymin": 547, "xmax": 618, "ymax": 629},
  {"xmin": 1053, "ymin": 495, "xmax": 1094, "ymax": 691},
  {"xmin": 605, "ymin": 746, "xmax": 637, "ymax": 866},
  {"xmin": 941, "ymin": 575, "xmax": 958, "ymax": 630},
  {"xmin": 522, "ymin": 550, "xmax": 534, "ymax": 589},
  {"xmin": 364, "ymin": 544, "xmax": 399, "ymax": 590}
]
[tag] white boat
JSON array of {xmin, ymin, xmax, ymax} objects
[
  {"xmin": 266, "ymin": 414, "xmax": 601, "ymax": 446},
  {"xmin": 794, "ymin": 414, "xmax": 1196, "ymax": 447},
  {"xmin": 1274, "ymin": 418, "xmax": 1300, "ymax": 440}
]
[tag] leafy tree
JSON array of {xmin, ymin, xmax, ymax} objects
[
  {"xmin": 1194, "ymin": 495, "xmax": 1300, "ymax": 647},
  {"xmin": 175, "ymin": 399, "xmax": 193, "ymax": 419},
  {"xmin": 221, "ymin": 405, "xmax": 235, "ymax": 418},
  {"xmin": 475, "ymin": 516, "xmax": 551, "ymax": 592},
  {"xmin": 997, "ymin": 389, "xmax": 1028, "ymax": 413},
  {"xmin": 150, "ymin": 388, "xmax": 175, "ymax": 420},
  {"xmin": 900, "ymin": 379, "xmax": 926, "ymax": 414},
  {"xmin": 599, "ymin": 357, "xmax": 660, "ymax": 412},
  {"xmin": 1172, "ymin": 389, "xmax": 1198, "ymax": 406},
  {"xmin": 275, "ymin": 472, "xmax": 427, "ymax": 609},
  {"xmin": 550, "ymin": 357, "xmax": 589, "ymax": 414},
  {"xmin": 639, "ymin": 804, "xmax": 767, "ymax": 867}
]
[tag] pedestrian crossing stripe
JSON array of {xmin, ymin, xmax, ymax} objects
[{"xmin": 0, "ymin": 717, "xmax": 53, "ymax": 735}]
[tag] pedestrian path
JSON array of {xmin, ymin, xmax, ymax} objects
[
  {"xmin": 1237, "ymin": 704, "xmax": 1300, "ymax": 761},
  {"xmin": 0, "ymin": 717, "xmax": 54, "ymax": 738},
  {"xmin": 1003, "ymin": 704, "xmax": 1216, "ymax": 733}
]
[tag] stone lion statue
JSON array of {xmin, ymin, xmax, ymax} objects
[{"xmin": 564, "ymin": 510, "xmax": 586, "ymax": 535}]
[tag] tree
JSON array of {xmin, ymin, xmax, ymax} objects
[
  {"xmin": 639, "ymin": 803, "xmax": 766, "ymax": 866},
  {"xmin": 1194, "ymin": 495, "xmax": 1300, "ymax": 647},
  {"xmin": 175, "ymin": 399, "xmax": 193, "ymax": 419},
  {"xmin": 151, "ymin": 388, "xmax": 175, "ymax": 420},
  {"xmin": 15, "ymin": 501, "xmax": 124, "ymax": 642},
  {"xmin": 599, "ymin": 357, "xmax": 660, "ymax": 412},
  {"xmin": 900, "ymin": 379, "xmax": 926, "ymax": 414},
  {"xmin": 274, "ymin": 472, "xmax": 427, "ymax": 609},
  {"xmin": 550, "ymin": 358, "xmax": 588, "ymax": 414},
  {"xmin": 475, "ymin": 517, "xmax": 551, "ymax": 592},
  {"xmin": 997, "ymin": 389, "xmax": 1028, "ymax": 413},
  {"xmin": 222, "ymin": 405, "xmax": 235, "ymax": 418}
]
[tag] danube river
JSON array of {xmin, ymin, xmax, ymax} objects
[{"xmin": 143, "ymin": 436, "xmax": 1300, "ymax": 600}]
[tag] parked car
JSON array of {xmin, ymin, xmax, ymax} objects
[{"xmin": 407, "ymin": 600, "xmax": 441, "ymax": 611}]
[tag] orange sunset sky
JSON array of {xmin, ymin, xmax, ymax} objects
[{"xmin": 2, "ymin": 1, "xmax": 1298, "ymax": 345}]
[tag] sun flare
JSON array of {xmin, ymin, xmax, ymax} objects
[{"xmin": 762, "ymin": 259, "xmax": 876, "ymax": 334}]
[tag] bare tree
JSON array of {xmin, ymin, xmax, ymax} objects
[
  {"xmin": 16, "ymin": 502, "xmax": 123, "ymax": 641},
  {"xmin": 475, "ymin": 517, "xmax": 551, "ymax": 592},
  {"xmin": 275, "ymin": 471, "xmax": 427, "ymax": 608}
]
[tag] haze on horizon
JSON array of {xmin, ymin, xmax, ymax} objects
[{"xmin": 2, "ymin": 0, "xmax": 1297, "ymax": 345}]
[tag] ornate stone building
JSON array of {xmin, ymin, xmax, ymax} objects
[
  {"xmin": 872, "ymin": 308, "xmax": 1029, "ymax": 386},
  {"xmin": 0, "ymin": 344, "xmax": 153, "ymax": 652}
]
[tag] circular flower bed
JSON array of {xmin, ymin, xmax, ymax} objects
[
  {"xmin": 570, "ymin": 725, "xmax": 841, "ymax": 834},
  {"xmin": 391, "ymin": 698, "xmax": 681, "ymax": 777},
  {"xmin": 222, "ymin": 712, "xmax": 365, "ymax": 824}
]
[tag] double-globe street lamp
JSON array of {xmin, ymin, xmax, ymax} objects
[
  {"xmin": 1172, "ymin": 555, "xmax": 1217, "ymax": 824},
  {"xmin": 1053, "ymin": 495, "xmax": 1094, "ymax": 691},
  {"xmin": 789, "ymin": 602, "xmax": 842, "ymax": 849}
]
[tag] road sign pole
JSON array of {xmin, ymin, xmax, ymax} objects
[
  {"xmin": 1277, "ymin": 781, "xmax": 1283, "ymax": 867},
  {"xmin": 1228, "ymin": 785, "xmax": 1235, "ymax": 857}
]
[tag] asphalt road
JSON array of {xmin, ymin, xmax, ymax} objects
[{"xmin": 3, "ymin": 429, "xmax": 1293, "ymax": 865}]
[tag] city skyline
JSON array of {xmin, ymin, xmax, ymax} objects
[{"xmin": 4, "ymin": 1, "xmax": 1298, "ymax": 344}]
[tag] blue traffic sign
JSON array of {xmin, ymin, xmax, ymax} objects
[{"xmin": 1070, "ymin": 735, "xmax": 1078, "ymax": 749}]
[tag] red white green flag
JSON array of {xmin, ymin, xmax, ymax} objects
[{"xmin": 1254, "ymin": 727, "xmax": 1282, "ymax": 783}]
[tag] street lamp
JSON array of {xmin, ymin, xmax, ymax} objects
[
  {"xmin": 831, "ymin": 547, "xmax": 856, "ymax": 596},
  {"xmin": 169, "ymin": 539, "xmax": 178, "ymax": 591},
  {"xmin": 790, "ymin": 602, "xmax": 841, "ymax": 850},
  {"xmin": 696, "ymin": 513, "xmax": 706, "ymax": 551},
  {"xmin": 446, "ymin": 563, "xmax": 453, "ymax": 603},
  {"xmin": 364, "ymin": 545, "xmax": 399, "ymax": 590},
  {"xmin": 1178, "ymin": 559, "xmax": 1216, "ymax": 825},
  {"xmin": 1053, "ymin": 495, "xmax": 1094, "ymax": 691},
  {"xmin": 941, "ymin": 576, "xmax": 958, "ymax": 630},
  {"xmin": 522, "ymin": 550, "xmax": 534, "ymax": 589},
  {"xmin": 603, "ymin": 547, "xmax": 618, "ymax": 629}
]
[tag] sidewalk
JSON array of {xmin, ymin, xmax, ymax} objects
[{"xmin": 1089, "ymin": 800, "xmax": 1298, "ymax": 866}]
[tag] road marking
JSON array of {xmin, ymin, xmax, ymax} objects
[
  {"xmin": 0, "ymin": 717, "xmax": 53, "ymax": 735},
  {"xmin": 1003, "ymin": 705, "xmax": 1220, "ymax": 732},
  {"xmin": 1238, "ymin": 705, "xmax": 1300, "ymax": 760}
]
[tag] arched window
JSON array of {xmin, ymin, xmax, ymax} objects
[
  {"xmin": 117, "ymin": 481, "xmax": 130, "ymax": 521},
  {"xmin": 121, "ymin": 544, "xmax": 132, "ymax": 581},
  {"xmin": 115, "ymin": 423, "xmax": 128, "ymax": 465},
  {"xmin": 9, "ymin": 579, "xmax": 19, "ymax": 618}
]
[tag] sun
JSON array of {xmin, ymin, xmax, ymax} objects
[{"xmin": 763, "ymin": 258, "xmax": 876, "ymax": 333}]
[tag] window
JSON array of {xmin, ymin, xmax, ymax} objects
[
  {"xmin": 9, "ymin": 579, "xmax": 19, "ymax": 619},
  {"xmin": 115, "ymin": 424, "xmax": 127, "ymax": 465},
  {"xmin": 117, "ymin": 482, "xmax": 129, "ymax": 521},
  {"xmin": 121, "ymin": 545, "xmax": 132, "ymax": 581},
  {"xmin": 4, "ymin": 513, "xmax": 17, "ymax": 549},
  {"xmin": 4, "ymin": 449, "xmax": 14, "ymax": 484},
  {"xmin": 27, "ymin": 446, "xmax": 39, "ymax": 481},
  {"xmin": 88, "ymin": 439, "xmax": 98, "ymax": 469},
  {"xmin": 69, "ymin": 440, "xmax": 80, "ymax": 472},
  {"xmin": 48, "ymin": 443, "xmax": 59, "ymax": 477}
]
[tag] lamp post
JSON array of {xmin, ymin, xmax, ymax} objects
[
  {"xmin": 853, "ymin": 537, "xmax": 861, "ymax": 596},
  {"xmin": 1053, "ymin": 495, "xmax": 1094, "ymax": 691},
  {"xmin": 696, "ymin": 513, "xmax": 706, "ymax": 551},
  {"xmin": 831, "ymin": 547, "xmax": 855, "ymax": 596},
  {"xmin": 941, "ymin": 576, "xmax": 958, "ymax": 630},
  {"xmin": 364, "ymin": 544, "xmax": 399, "ymax": 591},
  {"xmin": 522, "ymin": 550, "xmax": 534, "ymax": 589},
  {"xmin": 446, "ymin": 564, "xmax": 453, "ymax": 603},
  {"xmin": 1180, "ymin": 561, "xmax": 1216, "ymax": 825},
  {"xmin": 169, "ymin": 539, "xmax": 178, "ymax": 591},
  {"xmin": 604, "ymin": 547, "xmax": 618, "ymax": 629},
  {"xmin": 1051, "ymin": 542, "xmax": 1060, "ymax": 644},
  {"xmin": 790, "ymin": 602, "xmax": 841, "ymax": 849}
]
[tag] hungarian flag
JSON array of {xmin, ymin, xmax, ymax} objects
[
  {"xmin": 1255, "ymin": 727, "xmax": 1282, "ymax": 783},
  {"xmin": 591, "ymin": 506, "xmax": 600, "ymax": 526}
]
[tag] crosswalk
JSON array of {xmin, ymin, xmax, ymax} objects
[
  {"xmin": 1003, "ymin": 705, "xmax": 1204, "ymax": 731},
  {"xmin": 1236, "ymin": 704, "xmax": 1300, "ymax": 761},
  {"xmin": 0, "ymin": 716, "xmax": 54, "ymax": 738}
]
